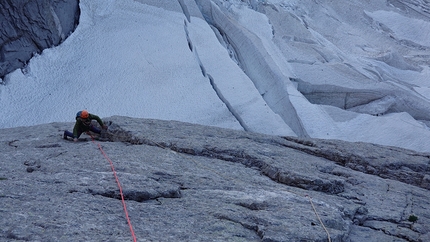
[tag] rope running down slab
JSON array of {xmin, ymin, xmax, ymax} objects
[
  {"xmin": 97, "ymin": 127, "xmax": 332, "ymax": 241},
  {"xmin": 91, "ymin": 135, "xmax": 137, "ymax": 242}
]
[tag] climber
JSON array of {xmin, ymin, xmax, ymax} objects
[{"xmin": 63, "ymin": 110, "xmax": 107, "ymax": 142}]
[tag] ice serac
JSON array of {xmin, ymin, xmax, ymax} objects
[
  {"xmin": 245, "ymin": 0, "xmax": 430, "ymax": 147},
  {"xmin": 195, "ymin": 0, "xmax": 309, "ymax": 137},
  {"xmin": 1, "ymin": 116, "xmax": 429, "ymax": 241},
  {"xmin": 387, "ymin": 0, "xmax": 430, "ymax": 20},
  {"xmin": 0, "ymin": 0, "xmax": 80, "ymax": 79},
  {"xmin": 181, "ymin": 1, "xmax": 296, "ymax": 136}
]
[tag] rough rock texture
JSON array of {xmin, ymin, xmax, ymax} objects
[
  {"xmin": 0, "ymin": 0, "xmax": 79, "ymax": 79},
  {"xmin": 1, "ymin": 116, "xmax": 429, "ymax": 241}
]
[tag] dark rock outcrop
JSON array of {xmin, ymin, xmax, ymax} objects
[
  {"xmin": 1, "ymin": 116, "xmax": 429, "ymax": 241},
  {"xmin": 0, "ymin": 0, "xmax": 80, "ymax": 79}
]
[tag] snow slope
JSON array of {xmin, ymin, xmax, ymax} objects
[{"xmin": 1, "ymin": 0, "xmax": 429, "ymax": 153}]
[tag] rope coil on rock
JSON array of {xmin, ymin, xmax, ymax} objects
[{"xmin": 90, "ymin": 135, "xmax": 137, "ymax": 242}]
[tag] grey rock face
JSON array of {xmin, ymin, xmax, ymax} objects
[
  {"xmin": 0, "ymin": 0, "xmax": 80, "ymax": 79},
  {"xmin": 1, "ymin": 116, "xmax": 429, "ymax": 241}
]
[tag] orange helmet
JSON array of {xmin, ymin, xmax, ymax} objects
[{"xmin": 80, "ymin": 110, "xmax": 89, "ymax": 119}]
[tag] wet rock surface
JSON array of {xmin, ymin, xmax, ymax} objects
[{"xmin": 1, "ymin": 116, "xmax": 429, "ymax": 241}]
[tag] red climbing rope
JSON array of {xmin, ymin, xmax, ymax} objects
[{"xmin": 91, "ymin": 136, "xmax": 137, "ymax": 242}]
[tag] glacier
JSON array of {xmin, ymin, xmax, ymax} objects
[{"xmin": 0, "ymin": 0, "xmax": 429, "ymax": 152}]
